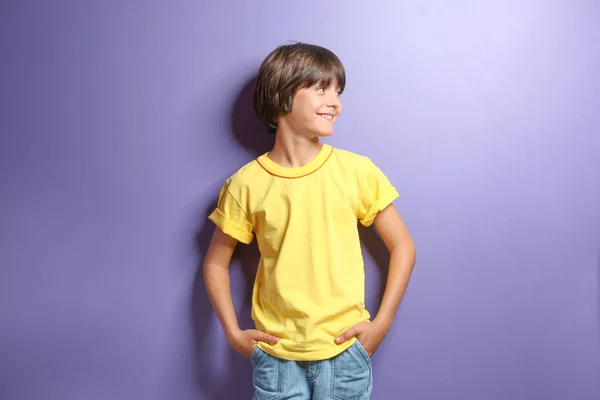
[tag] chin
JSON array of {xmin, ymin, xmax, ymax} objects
[
  {"xmin": 305, "ymin": 121, "xmax": 335, "ymax": 138},
  {"xmin": 316, "ymin": 125, "xmax": 335, "ymax": 137},
  {"xmin": 313, "ymin": 130, "xmax": 334, "ymax": 138}
]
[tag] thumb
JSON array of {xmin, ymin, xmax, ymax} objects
[
  {"xmin": 335, "ymin": 326, "xmax": 357, "ymax": 344},
  {"xmin": 255, "ymin": 331, "xmax": 279, "ymax": 345}
]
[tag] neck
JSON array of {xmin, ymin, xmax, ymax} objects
[{"xmin": 268, "ymin": 127, "xmax": 323, "ymax": 168}]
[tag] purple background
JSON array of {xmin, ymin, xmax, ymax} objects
[{"xmin": 1, "ymin": 1, "xmax": 599, "ymax": 399}]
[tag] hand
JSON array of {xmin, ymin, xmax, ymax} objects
[
  {"xmin": 227, "ymin": 329, "xmax": 279, "ymax": 359},
  {"xmin": 335, "ymin": 320, "xmax": 390, "ymax": 357}
]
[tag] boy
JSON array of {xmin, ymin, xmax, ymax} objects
[{"xmin": 203, "ymin": 42, "xmax": 416, "ymax": 399}]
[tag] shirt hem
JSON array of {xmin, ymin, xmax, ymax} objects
[{"xmin": 257, "ymin": 337, "xmax": 357, "ymax": 361}]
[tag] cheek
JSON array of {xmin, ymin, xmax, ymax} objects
[
  {"xmin": 289, "ymin": 99, "xmax": 313, "ymax": 118},
  {"xmin": 301, "ymin": 105, "xmax": 318, "ymax": 121}
]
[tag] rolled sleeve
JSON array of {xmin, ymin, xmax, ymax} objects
[
  {"xmin": 208, "ymin": 181, "xmax": 254, "ymax": 244},
  {"xmin": 357, "ymin": 157, "xmax": 400, "ymax": 227}
]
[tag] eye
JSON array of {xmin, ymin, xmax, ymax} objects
[{"xmin": 316, "ymin": 86, "xmax": 325, "ymax": 93}]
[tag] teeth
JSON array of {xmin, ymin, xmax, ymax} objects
[{"xmin": 318, "ymin": 114, "xmax": 333, "ymax": 120}]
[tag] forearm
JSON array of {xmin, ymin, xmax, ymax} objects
[
  {"xmin": 203, "ymin": 262, "xmax": 240, "ymax": 340},
  {"xmin": 373, "ymin": 243, "xmax": 416, "ymax": 328}
]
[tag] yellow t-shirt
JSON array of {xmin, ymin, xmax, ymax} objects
[{"xmin": 208, "ymin": 144, "xmax": 399, "ymax": 361}]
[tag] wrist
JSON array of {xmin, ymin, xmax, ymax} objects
[
  {"xmin": 224, "ymin": 326, "xmax": 242, "ymax": 344},
  {"xmin": 372, "ymin": 316, "xmax": 393, "ymax": 333}
]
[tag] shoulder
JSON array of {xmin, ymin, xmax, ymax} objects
[
  {"xmin": 222, "ymin": 157, "xmax": 267, "ymax": 191},
  {"xmin": 331, "ymin": 147, "xmax": 392, "ymax": 183},
  {"xmin": 330, "ymin": 147, "xmax": 375, "ymax": 172},
  {"xmin": 331, "ymin": 147, "xmax": 370, "ymax": 163}
]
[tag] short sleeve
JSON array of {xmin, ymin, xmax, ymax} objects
[
  {"xmin": 208, "ymin": 180, "xmax": 254, "ymax": 244},
  {"xmin": 357, "ymin": 157, "xmax": 400, "ymax": 227}
]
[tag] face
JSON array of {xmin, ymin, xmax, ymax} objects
[{"xmin": 279, "ymin": 80, "xmax": 342, "ymax": 138}]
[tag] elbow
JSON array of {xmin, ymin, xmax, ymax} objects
[
  {"xmin": 391, "ymin": 238, "xmax": 416, "ymax": 264},
  {"xmin": 202, "ymin": 257, "xmax": 229, "ymax": 276}
]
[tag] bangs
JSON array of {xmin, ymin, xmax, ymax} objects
[{"xmin": 297, "ymin": 49, "xmax": 346, "ymax": 93}]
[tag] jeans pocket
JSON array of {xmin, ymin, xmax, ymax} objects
[
  {"xmin": 251, "ymin": 347, "xmax": 281, "ymax": 400},
  {"xmin": 354, "ymin": 340, "xmax": 372, "ymax": 364},
  {"xmin": 331, "ymin": 341, "xmax": 373, "ymax": 400},
  {"xmin": 250, "ymin": 345, "xmax": 261, "ymax": 364}
]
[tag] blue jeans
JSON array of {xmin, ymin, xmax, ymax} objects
[{"xmin": 251, "ymin": 340, "xmax": 373, "ymax": 400}]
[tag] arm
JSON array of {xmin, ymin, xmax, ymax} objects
[
  {"xmin": 335, "ymin": 204, "xmax": 416, "ymax": 355},
  {"xmin": 371, "ymin": 204, "xmax": 416, "ymax": 329},
  {"xmin": 203, "ymin": 226, "xmax": 242, "ymax": 339},
  {"xmin": 203, "ymin": 226, "xmax": 279, "ymax": 358}
]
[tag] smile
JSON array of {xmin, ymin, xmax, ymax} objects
[{"xmin": 317, "ymin": 114, "xmax": 334, "ymax": 121}]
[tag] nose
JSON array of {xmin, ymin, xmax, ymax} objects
[{"xmin": 326, "ymin": 89, "xmax": 341, "ymax": 109}]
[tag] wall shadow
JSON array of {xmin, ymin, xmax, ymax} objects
[
  {"xmin": 359, "ymin": 225, "xmax": 390, "ymax": 310},
  {"xmin": 358, "ymin": 224, "xmax": 391, "ymax": 366},
  {"xmin": 230, "ymin": 76, "xmax": 274, "ymax": 156},
  {"xmin": 191, "ymin": 75, "xmax": 274, "ymax": 399}
]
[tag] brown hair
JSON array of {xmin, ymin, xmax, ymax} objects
[{"xmin": 253, "ymin": 42, "xmax": 346, "ymax": 133}]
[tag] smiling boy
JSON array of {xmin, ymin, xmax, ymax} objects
[{"xmin": 203, "ymin": 42, "xmax": 416, "ymax": 399}]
